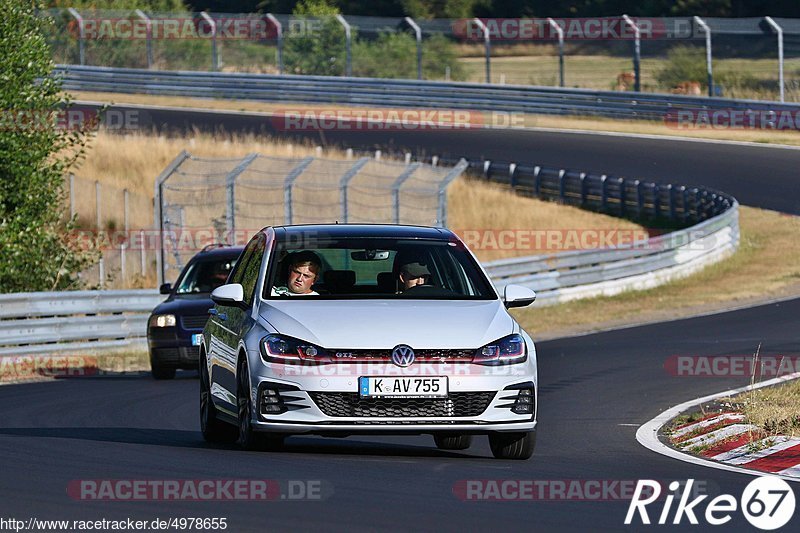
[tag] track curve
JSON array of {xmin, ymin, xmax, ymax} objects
[{"xmin": 2, "ymin": 104, "xmax": 799, "ymax": 531}]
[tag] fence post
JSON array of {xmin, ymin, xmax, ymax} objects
[
  {"xmin": 140, "ymin": 229, "xmax": 146, "ymax": 277},
  {"xmin": 472, "ymin": 18, "xmax": 491, "ymax": 83},
  {"xmin": 200, "ymin": 12, "xmax": 219, "ymax": 71},
  {"xmin": 266, "ymin": 14, "xmax": 283, "ymax": 74},
  {"xmin": 764, "ymin": 17, "xmax": 785, "ymax": 103},
  {"xmin": 225, "ymin": 153, "xmax": 258, "ymax": 244},
  {"xmin": 622, "ymin": 15, "xmax": 641, "ymax": 92},
  {"xmin": 436, "ymin": 159, "xmax": 468, "ymax": 227},
  {"xmin": 392, "ymin": 163, "xmax": 420, "ymax": 224},
  {"xmin": 135, "ymin": 9, "xmax": 153, "ymax": 69},
  {"xmin": 123, "ymin": 188, "xmax": 129, "ymax": 284},
  {"xmin": 154, "ymin": 151, "xmax": 191, "ymax": 285},
  {"xmin": 67, "ymin": 8, "xmax": 85, "ymax": 66},
  {"xmin": 405, "ymin": 17, "xmax": 423, "ymax": 80},
  {"xmin": 547, "ymin": 18, "xmax": 565, "ymax": 87},
  {"xmin": 283, "ymin": 156, "xmax": 314, "ymax": 225},
  {"xmin": 336, "ymin": 15, "xmax": 352, "ymax": 77},
  {"xmin": 95, "ymin": 181, "xmax": 103, "ymax": 287},
  {"xmin": 694, "ymin": 16, "xmax": 713, "ymax": 97},
  {"xmin": 339, "ymin": 158, "xmax": 370, "ymax": 223}
]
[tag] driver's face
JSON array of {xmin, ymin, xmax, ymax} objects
[
  {"xmin": 287, "ymin": 264, "xmax": 317, "ymax": 294},
  {"xmin": 400, "ymin": 271, "xmax": 429, "ymax": 290}
]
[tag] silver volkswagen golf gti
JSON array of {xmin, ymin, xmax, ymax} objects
[{"xmin": 200, "ymin": 224, "xmax": 538, "ymax": 459}]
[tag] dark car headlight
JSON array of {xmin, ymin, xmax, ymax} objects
[
  {"xmin": 473, "ymin": 334, "xmax": 527, "ymax": 365},
  {"xmin": 149, "ymin": 314, "xmax": 176, "ymax": 328},
  {"xmin": 260, "ymin": 334, "xmax": 331, "ymax": 365}
]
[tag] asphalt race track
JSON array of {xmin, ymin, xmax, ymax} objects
[{"xmin": 1, "ymin": 104, "xmax": 799, "ymax": 531}]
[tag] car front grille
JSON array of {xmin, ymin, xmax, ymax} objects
[
  {"xmin": 329, "ymin": 348, "xmax": 475, "ymax": 362},
  {"xmin": 181, "ymin": 315, "xmax": 209, "ymax": 330},
  {"xmin": 308, "ymin": 392, "xmax": 495, "ymax": 418}
]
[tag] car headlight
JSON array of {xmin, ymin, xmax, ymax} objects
[
  {"xmin": 149, "ymin": 314, "xmax": 176, "ymax": 328},
  {"xmin": 473, "ymin": 334, "xmax": 527, "ymax": 365},
  {"xmin": 260, "ymin": 334, "xmax": 330, "ymax": 364}
]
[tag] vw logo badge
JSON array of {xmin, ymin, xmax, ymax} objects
[{"xmin": 391, "ymin": 345, "xmax": 415, "ymax": 367}]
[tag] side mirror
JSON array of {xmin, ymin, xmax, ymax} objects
[
  {"xmin": 503, "ymin": 284, "xmax": 536, "ymax": 309},
  {"xmin": 159, "ymin": 283, "xmax": 172, "ymax": 295},
  {"xmin": 211, "ymin": 283, "xmax": 245, "ymax": 307}
]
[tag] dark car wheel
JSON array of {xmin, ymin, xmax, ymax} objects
[
  {"xmin": 433, "ymin": 433, "xmax": 473, "ymax": 451},
  {"xmin": 151, "ymin": 357, "xmax": 176, "ymax": 380},
  {"xmin": 489, "ymin": 431, "xmax": 536, "ymax": 460},
  {"xmin": 200, "ymin": 354, "xmax": 237, "ymax": 443}
]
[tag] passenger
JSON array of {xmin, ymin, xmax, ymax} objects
[{"xmin": 272, "ymin": 251, "xmax": 322, "ymax": 296}]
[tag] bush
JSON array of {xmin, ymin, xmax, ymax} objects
[
  {"xmin": 655, "ymin": 45, "xmax": 708, "ymax": 90},
  {"xmin": 0, "ymin": 1, "xmax": 96, "ymax": 292}
]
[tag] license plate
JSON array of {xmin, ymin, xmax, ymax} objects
[
  {"xmin": 359, "ymin": 376, "xmax": 448, "ymax": 398},
  {"xmin": 191, "ymin": 334, "xmax": 203, "ymax": 346}
]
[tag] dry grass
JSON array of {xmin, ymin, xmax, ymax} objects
[
  {"xmin": 512, "ymin": 207, "xmax": 800, "ymax": 339},
  {"xmin": 729, "ymin": 380, "xmax": 800, "ymax": 438},
  {"xmin": 70, "ymin": 90, "xmax": 800, "ymax": 147}
]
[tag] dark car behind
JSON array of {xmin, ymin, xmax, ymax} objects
[{"xmin": 147, "ymin": 245, "xmax": 244, "ymax": 379}]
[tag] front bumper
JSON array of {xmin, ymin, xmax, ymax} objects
[{"xmin": 249, "ymin": 367, "xmax": 537, "ymax": 435}]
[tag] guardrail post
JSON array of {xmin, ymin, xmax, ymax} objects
[
  {"xmin": 200, "ymin": 12, "xmax": 219, "ymax": 71},
  {"xmin": 135, "ymin": 9, "xmax": 153, "ymax": 69},
  {"xmin": 405, "ymin": 17, "xmax": 423, "ymax": 80},
  {"xmin": 635, "ymin": 179, "xmax": 644, "ymax": 217},
  {"xmin": 483, "ymin": 160, "xmax": 491, "ymax": 179},
  {"xmin": 533, "ymin": 166, "xmax": 541, "ymax": 197},
  {"xmin": 558, "ymin": 169, "xmax": 566, "ymax": 200},
  {"xmin": 266, "ymin": 14, "xmax": 283, "ymax": 74},
  {"xmin": 436, "ymin": 159, "xmax": 469, "ymax": 227},
  {"xmin": 619, "ymin": 177, "xmax": 627, "ymax": 217},
  {"xmin": 600, "ymin": 174, "xmax": 608, "ymax": 211},
  {"xmin": 336, "ymin": 15, "xmax": 352, "ymax": 77},
  {"xmin": 579, "ymin": 172, "xmax": 587, "ymax": 205},
  {"xmin": 392, "ymin": 163, "xmax": 420, "ymax": 224},
  {"xmin": 67, "ymin": 8, "xmax": 85, "ymax": 66},
  {"xmin": 509, "ymin": 163, "xmax": 517, "ymax": 188},
  {"xmin": 694, "ymin": 17, "xmax": 713, "ymax": 97},
  {"xmin": 622, "ymin": 15, "xmax": 641, "ymax": 92},
  {"xmin": 547, "ymin": 18, "xmax": 565, "ymax": 87},
  {"xmin": 667, "ymin": 184, "xmax": 676, "ymax": 220},
  {"xmin": 472, "ymin": 18, "xmax": 491, "ymax": 83},
  {"xmin": 764, "ymin": 17, "xmax": 785, "ymax": 102},
  {"xmin": 225, "ymin": 153, "xmax": 258, "ymax": 244},
  {"xmin": 339, "ymin": 158, "xmax": 370, "ymax": 222},
  {"xmin": 154, "ymin": 151, "xmax": 190, "ymax": 285},
  {"xmin": 283, "ymin": 156, "xmax": 314, "ymax": 225},
  {"xmin": 652, "ymin": 183, "xmax": 660, "ymax": 218}
]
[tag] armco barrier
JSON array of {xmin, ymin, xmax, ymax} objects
[{"xmin": 54, "ymin": 65, "xmax": 800, "ymax": 122}]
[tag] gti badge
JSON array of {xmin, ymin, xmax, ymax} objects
[{"xmin": 391, "ymin": 345, "xmax": 415, "ymax": 367}]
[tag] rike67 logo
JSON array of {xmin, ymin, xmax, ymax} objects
[{"xmin": 625, "ymin": 477, "xmax": 795, "ymax": 530}]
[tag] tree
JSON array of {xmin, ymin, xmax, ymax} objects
[
  {"xmin": 0, "ymin": 1, "xmax": 95, "ymax": 292},
  {"xmin": 284, "ymin": 0, "xmax": 348, "ymax": 76}
]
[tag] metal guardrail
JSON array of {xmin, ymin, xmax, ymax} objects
[{"xmin": 55, "ymin": 64, "xmax": 800, "ymax": 121}]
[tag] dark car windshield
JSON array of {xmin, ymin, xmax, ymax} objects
[
  {"xmin": 264, "ymin": 238, "xmax": 495, "ymax": 300},
  {"xmin": 175, "ymin": 256, "xmax": 238, "ymax": 294}
]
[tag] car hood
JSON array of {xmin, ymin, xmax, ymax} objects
[
  {"xmin": 151, "ymin": 294, "xmax": 215, "ymax": 317},
  {"xmin": 259, "ymin": 299, "xmax": 514, "ymax": 349}
]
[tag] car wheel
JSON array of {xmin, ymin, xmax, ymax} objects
[
  {"xmin": 151, "ymin": 357, "xmax": 176, "ymax": 380},
  {"xmin": 433, "ymin": 433, "xmax": 473, "ymax": 451},
  {"xmin": 489, "ymin": 431, "xmax": 536, "ymax": 460},
  {"xmin": 199, "ymin": 353, "xmax": 237, "ymax": 444}
]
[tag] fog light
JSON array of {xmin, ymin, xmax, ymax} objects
[
  {"xmin": 263, "ymin": 404, "xmax": 283, "ymax": 413},
  {"xmin": 260, "ymin": 388, "xmax": 286, "ymax": 415},
  {"xmin": 511, "ymin": 388, "xmax": 535, "ymax": 415}
]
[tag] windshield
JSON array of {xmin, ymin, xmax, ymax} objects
[
  {"xmin": 264, "ymin": 238, "xmax": 495, "ymax": 300},
  {"xmin": 175, "ymin": 256, "xmax": 238, "ymax": 294}
]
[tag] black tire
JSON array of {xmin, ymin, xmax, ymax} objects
[
  {"xmin": 236, "ymin": 356, "xmax": 286, "ymax": 451},
  {"xmin": 489, "ymin": 431, "xmax": 536, "ymax": 460},
  {"xmin": 200, "ymin": 353, "xmax": 237, "ymax": 444},
  {"xmin": 151, "ymin": 357, "xmax": 176, "ymax": 380},
  {"xmin": 433, "ymin": 433, "xmax": 473, "ymax": 451}
]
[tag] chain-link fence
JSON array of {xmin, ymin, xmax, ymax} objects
[
  {"xmin": 44, "ymin": 9, "xmax": 800, "ymax": 102},
  {"xmin": 154, "ymin": 151, "xmax": 467, "ymax": 284}
]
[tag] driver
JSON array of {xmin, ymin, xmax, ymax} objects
[
  {"xmin": 398, "ymin": 261, "xmax": 431, "ymax": 292},
  {"xmin": 272, "ymin": 251, "xmax": 322, "ymax": 296}
]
